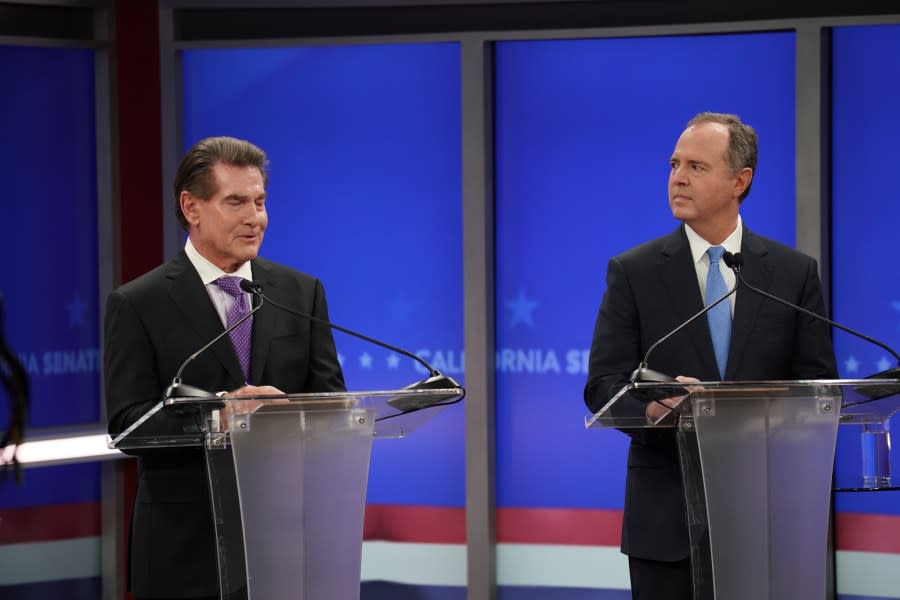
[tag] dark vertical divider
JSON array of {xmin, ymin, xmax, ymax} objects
[
  {"xmin": 115, "ymin": 0, "xmax": 163, "ymax": 284},
  {"xmin": 111, "ymin": 3, "xmax": 164, "ymax": 597}
]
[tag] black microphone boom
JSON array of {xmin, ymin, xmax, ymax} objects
[
  {"xmin": 240, "ymin": 280, "xmax": 438, "ymax": 376},
  {"xmin": 631, "ymin": 278, "xmax": 739, "ymax": 383},
  {"xmin": 163, "ymin": 286, "xmax": 265, "ymax": 400},
  {"xmin": 242, "ymin": 280, "xmax": 463, "ymax": 412},
  {"xmin": 723, "ymin": 251, "xmax": 900, "ymax": 381}
]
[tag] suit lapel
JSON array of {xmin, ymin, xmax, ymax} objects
[
  {"xmin": 658, "ymin": 227, "xmax": 721, "ymax": 380},
  {"xmin": 166, "ymin": 251, "xmax": 246, "ymax": 387},
  {"xmin": 249, "ymin": 259, "xmax": 277, "ymax": 384},
  {"xmin": 725, "ymin": 227, "xmax": 772, "ymax": 379}
]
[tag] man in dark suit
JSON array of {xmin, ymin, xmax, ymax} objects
[
  {"xmin": 104, "ymin": 136, "xmax": 345, "ymax": 600},
  {"xmin": 583, "ymin": 112, "xmax": 837, "ymax": 599}
]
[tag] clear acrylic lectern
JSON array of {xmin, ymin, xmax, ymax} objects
[
  {"xmin": 586, "ymin": 378, "xmax": 900, "ymax": 600},
  {"xmin": 109, "ymin": 387, "xmax": 463, "ymax": 600}
]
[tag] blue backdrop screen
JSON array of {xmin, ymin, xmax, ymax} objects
[
  {"xmin": 494, "ymin": 32, "xmax": 796, "ymax": 508},
  {"xmin": 0, "ymin": 45, "xmax": 100, "ymax": 522},
  {"xmin": 832, "ymin": 24, "xmax": 900, "ymax": 515},
  {"xmin": 182, "ymin": 44, "xmax": 464, "ymax": 506},
  {"xmin": 0, "ymin": 46, "xmax": 99, "ymax": 432}
]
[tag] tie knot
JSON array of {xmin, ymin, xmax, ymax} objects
[
  {"xmin": 215, "ymin": 276, "xmax": 246, "ymax": 298},
  {"xmin": 707, "ymin": 246, "xmax": 726, "ymax": 265}
]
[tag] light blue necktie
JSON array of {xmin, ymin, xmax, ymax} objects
[{"xmin": 706, "ymin": 246, "xmax": 731, "ymax": 379}]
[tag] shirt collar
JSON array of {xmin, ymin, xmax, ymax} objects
[
  {"xmin": 185, "ymin": 237, "xmax": 254, "ymax": 285},
  {"xmin": 684, "ymin": 214, "xmax": 743, "ymax": 265}
]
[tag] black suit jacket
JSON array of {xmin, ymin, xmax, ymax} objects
[
  {"xmin": 104, "ymin": 251, "xmax": 345, "ymax": 597},
  {"xmin": 584, "ymin": 225, "xmax": 837, "ymax": 562}
]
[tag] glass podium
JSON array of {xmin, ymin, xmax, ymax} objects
[
  {"xmin": 109, "ymin": 387, "xmax": 463, "ymax": 600},
  {"xmin": 586, "ymin": 378, "xmax": 900, "ymax": 600}
]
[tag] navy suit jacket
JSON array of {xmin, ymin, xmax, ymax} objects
[
  {"xmin": 104, "ymin": 251, "xmax": 345, "ymax": 597},
  {"xmin": 584, "ymin": 224, "xmax": 837, "ymax": 561}
]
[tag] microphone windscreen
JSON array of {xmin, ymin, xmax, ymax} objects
[
  {"xmin": 239, "ymin": 279, "xmax": 263, "ymax": 294},
  {"xmin": 386, "ymin": 374, "xmax": 462, "ymax": 411},
  {"xmin": 723, "ymin": 251, "xmax": 745, "ymax": 271}
]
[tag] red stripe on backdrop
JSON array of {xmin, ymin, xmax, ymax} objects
[
  {"xmin": 835, "ymin": 512, "xmax": 900, "ymax": 553},
  {"xmin": 0, "ymin": 502, "xmax": 100, "ymax": 544},
  {"xmin": 364, "ymin": 504, "xmax": 466, "ymax": 543},
  {"xmin": 498, "ymin": 507, "xmax": 622, "ymax": 546},
  {"xmin": 363, "ymin": 505, "xmax": 623, "ymax": 546},
  {"xmin": 8, "ymin": 503, "xmax": 895, "ymax": 554}
]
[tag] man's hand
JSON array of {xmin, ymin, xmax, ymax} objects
[
  {"xmin": 646, "ymin": 375, "xmax": 700, "ymax": 422},
  {"xmin": 230, "ymin": 384, "xmax": 284, "ymax": 398},
  {"xmin": 218, "ymin": 384, "xmax": 285, "ymax": 430}
]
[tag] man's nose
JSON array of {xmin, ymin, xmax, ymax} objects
[
  {"xmin": 242, "ymin": 203, "xmax": 261, "ymax": 223},
  {"xmin": 670, "ymin": 164, "xmax": 688, "ymax": 183}
]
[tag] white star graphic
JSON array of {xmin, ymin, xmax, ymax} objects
[
  {"xmin": 506, "ymin": 288, "xmax": 539, "ymax": 328},
  {"xmin": 876, "ymin": 356, "xmax": 892, "ymax": 372},
  {"xmin": 844, "ymin": 356, "xmax": 859, "ymax": 374},
  {"xmin": 337, "ymin": 353, "xmax": 345, "ymax": 367},
  {"xmin": 892, "ymin": 301, "xmax": 900, "ymax": 330},
  {"xmin": 387, "ymin": 353, "xmax": 400, "ymax": 369},
  {"xmin": 360, "ymin": 352, "xmax": 373, "ymax": 368},
  {"xmin": 66, "ymin": 293, "xmax": 87, "ymax": 327}
]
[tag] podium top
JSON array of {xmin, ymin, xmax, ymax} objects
[
  {"xmin": 586, "ymin": 378, "xmax": 900, "ymax": 429},
  {"xmin": 109, "ymin": 387, "xmax": 464, "ymax": 450}
]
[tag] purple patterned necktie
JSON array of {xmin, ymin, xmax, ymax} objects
[{"xmin": 214, "ymin": 276, "xmax": 252, "ymax": 381}]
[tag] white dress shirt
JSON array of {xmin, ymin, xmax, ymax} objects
[
  {"xmin": 184, "ymin": 238, "xmax": 254, "ymax": 327},
  {"xmin": 683, "ymin": 214, "xmax": 742, "ymax": 316}
]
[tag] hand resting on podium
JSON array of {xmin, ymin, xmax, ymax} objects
[
  {"xmin": 646, "ymin": 375, "xmax": 699, "ymax": 423},
  {"xmin": 216, "ymin": 384, "xmax": 285, "ymax": 431}
]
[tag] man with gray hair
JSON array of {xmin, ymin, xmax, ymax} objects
[{"xmin": 584, "ymin": 113, "xmax": 836, "ymax": 598}]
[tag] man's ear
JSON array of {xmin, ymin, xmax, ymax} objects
[
  {"xmin": 734, "ymin": 167, "xmax": 753, "ymax": 198},
  {"xmin": 180, "ymin": 191, "xmax": 201, "ymax": 226}
]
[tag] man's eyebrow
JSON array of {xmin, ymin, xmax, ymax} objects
[
  {"xmin": 223, "ymin": 192, "xmax": 257, "ymax": 201},
  {"xmin": 669, "ymin": 157, "xmax": 709, "ymax": 165}
]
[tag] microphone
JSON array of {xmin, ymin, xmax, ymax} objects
[
  {"xmin": 241, "ymin": 280, "xmax": 464, "ymax": 413},
  {"xmin": 723, "ymin": 251, "xmax": 900, "ymax": 385},
  {"xmin": 0, "ymin": 292, "xmax": 29, "ymax": 481},
  {"xmin": 163, "ymin": 284, "xmax": 264, "ymax": 401},
  {"xmin": 630, "ymin": 274, "xmax": 738, "ymax": 384}
]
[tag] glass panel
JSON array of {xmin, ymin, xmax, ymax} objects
[
  {"xmin": 180, "ymin": 43, "xmax": 465, "ymax": 536},
  {"xmin": 0, "ymin": 45, "xmax": 99, "ymax": 429},
  {"xmin": 494, "ymin": 32, "xmax": 796, "ymax": 594},
  {"xmin": 494, "ymin": 31, "xmax": 795, "ymax": 504},
  {"xmin": 831, "ymin": 26, "xmax": 900, "ymax": 576},
  {"xmin": 0, "ymin": 44, "xmax": 100, "ymax": 599}
]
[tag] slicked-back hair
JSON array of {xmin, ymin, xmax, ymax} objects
[
  {"xmin": 174, "ymin": 136, "xmax": 269, "ymax": 230},
  {"xmin": 687, "ymin": 112, "xmax": 758, "ymax": 202}
]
